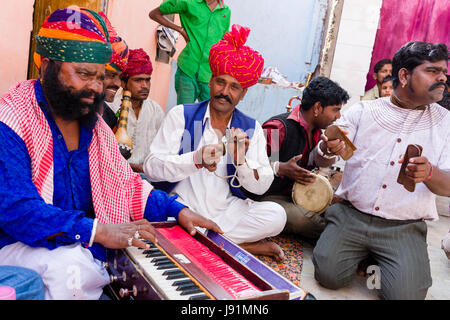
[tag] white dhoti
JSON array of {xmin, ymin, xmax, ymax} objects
[
  {"xmin": 0, "ymin": 242, "xmax": 110, "ymax": 300},
  {"xmin": 216, "ymin": 199, "xmax": 287, "ymax": 244}
]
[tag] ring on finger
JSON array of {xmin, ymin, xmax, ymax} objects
[
  {"xmin": 134, "ymin": 231, "xmax": 140, "ymax": 239},
  {"xmin": 127, "ymin": 237, "xmax": 133, "ymax": 247}
]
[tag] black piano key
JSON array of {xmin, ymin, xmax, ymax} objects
[
  {"xmin": 180, "ymin": 287, "xmax": 203, "ymax": 296},
  {"xmin": 172, "ymin": 279, "xmax": 195, "ymax": 287},
  {"xmin": 154, "ymin": 260, "xmax": 173, "ymax": 266},
  {"xmin": 156, "ymin": 263, "xmax": 177, "ymax": 270},
  {"xmin": 176, "ymin": 283, "xmax": 198, "ymax": 291},
  {"xmin": 146, "ymin": 252, "xmax": 165, "ymax": 258},
  {"xmin": 166, "ymin": 273, "xmax": 188, "ymax": 280},
  {"xmin": 151, "ymin": 257, "xmax": 171, "ymax": 263},
  {"xmin": 189, "ymin": 294, "xmax": 210, "ymax": 300},
  {"xmin": 143, "ymin": 248, "xmax": 160, "ymax": 255},
  {"xmin": 163, "ymin": 269, "xmax": 182, "ymax": 276}
]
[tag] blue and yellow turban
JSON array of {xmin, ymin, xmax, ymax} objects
[{"xmin": 34, "ymin": 7, "xmax": 113, "ymax": 69}]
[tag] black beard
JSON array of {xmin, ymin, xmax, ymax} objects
[{"xmin": 41, "ymin": 60, "xmax": 104, "ymax": 128}]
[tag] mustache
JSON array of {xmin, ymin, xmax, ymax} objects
[
  {"xmin": 429, "ymin": 82, "xmax": 448, "ymax": 91},
  {"xmin": 105, "ymin": 85, "xmax": 119, "ymax": 91},
  {"xmin": 214, "ymin": 94, "xmax": 232, "ymax": 104}
]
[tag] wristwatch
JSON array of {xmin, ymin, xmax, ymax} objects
[{"xmin": 316, "ymin": 140, "xmax": 337, "ymax": 160}]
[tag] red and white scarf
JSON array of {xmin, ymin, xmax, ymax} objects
[{"xmin": 0, "ymin": 80, "xmax": 151, "ymax": 224}]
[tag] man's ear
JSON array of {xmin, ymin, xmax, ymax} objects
[
  {"xmin": 313, "ymin": 101, "xmax": 323, "ymax": 115},
  {"xmin": 39, "ymin": 57, "xmax": 51, "ymax": 80},
  {"xmin": 239, "ymin": 88, "xmax": 248, "ymax": 101},
  {"xmin": 398, "ymin": 68, "xmax": 409, "ymax": 88},
  {"xmin": 372, "ymin": 72, "xmax": 378, "ymax": 80}
]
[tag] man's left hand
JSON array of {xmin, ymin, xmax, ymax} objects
[
  {"xmin": 399, "ymin": 156, "xmax": 432, "ymax": 183},
  {"xmin": 178, "ymin": 207, "xmax": 224, "ymax": 236},
  {"xmin": 226, "ymin": 128, "xmax": 249, "ymax": 166}
]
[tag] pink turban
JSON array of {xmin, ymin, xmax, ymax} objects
[
  {"xmin": 209, "ymin": 24, "xmax": 264, "ymax": 89},
  {"xmin": 122, "ymin": 48, "xmax": 153, "ymax": 78}
]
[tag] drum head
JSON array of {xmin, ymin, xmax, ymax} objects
[{"xmin": 292, "ymin": 174, "xmax": 333, "ymax": 213}]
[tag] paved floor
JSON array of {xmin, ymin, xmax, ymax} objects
[{"xmin": 299, "ymin": 196, "xmax": 450, "ymax": 300}]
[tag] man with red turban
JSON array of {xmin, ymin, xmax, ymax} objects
[
  {"xmin": 111, "ymin": 48, "xmax": 165, "ymax": 177},
  {"xmin": 145, "ymin": 25, "xmax": 287, "ymax": 261}
]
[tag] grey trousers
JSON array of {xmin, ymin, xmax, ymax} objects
[
  {"xmin": 312, "ymin": 202, "xmax": 432, "ymax": 300},
  {"xmin": 259, "ymin": 194, "xmax": 326, "ymax": 239}
]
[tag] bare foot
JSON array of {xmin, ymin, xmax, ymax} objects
[{"xmin": 240, "ymin": 240, "xmax": 285, "ymax": 262}]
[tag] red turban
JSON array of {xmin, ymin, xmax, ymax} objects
[
  {"xmin": 122, "ymin": 48, "xmax": 153, "ymax": 78},
  {"xmin": 209, "ymin": 24, "xmax": 264, "ymax": 89}
]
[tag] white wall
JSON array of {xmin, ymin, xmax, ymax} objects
[{"xmin": 330, "ymin": 0, "xmax": 383, "ymax": 110}]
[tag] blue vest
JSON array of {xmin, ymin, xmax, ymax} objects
[{"xmin": 153, "ymin": 100, "xmax": 256, "ymax": 200}]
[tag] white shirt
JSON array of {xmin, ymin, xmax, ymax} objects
[
  {"xmin": 335, "ymin": 97, "xmax": 450, "ymax": 221},
  {"xmin": 144, "ymin": 104, "xmax": 274, "ymax": 231},
  {"xmin": 113, "ymin": 93, "xmax": 165, "ymax": 165}
]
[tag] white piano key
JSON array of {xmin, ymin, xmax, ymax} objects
[{"xmin": 125, "ymin": 246, "xmax": 208, "ymax": 300}]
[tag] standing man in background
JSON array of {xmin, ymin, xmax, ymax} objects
[
  {"xmin": 149, "ymin": 0, "xmax": 231, "ymax": 104},
  {"xmin": 361, "ymin": 58, "xmax": 392, "ymax": 101}
]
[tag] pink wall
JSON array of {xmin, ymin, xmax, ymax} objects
[
  {"xmin": 107, "ymin": 0, "xmax": 186, "ymax": 110},
  {"xmin": 0, "ymin": 0, "xmax": 35, "ymax": 96}
]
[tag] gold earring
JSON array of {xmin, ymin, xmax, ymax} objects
[{"xmin": 402, "ymin": 83, "xmax": 406, "ymax": 88}]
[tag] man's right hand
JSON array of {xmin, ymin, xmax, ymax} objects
[
  {"xmin": 178, "ymin": 27, "xmax": 190, "ymax": 43},
  {"xmin": 278, "ymin": 155, "xmax": 316, "ymax": 185},
  {"xmin": 194, "ymin": 144, "xmax": 224, "ymax": 172},
  {"xmin": 94, "ymin": 219, "xmax": 157, "ymax": 249}
]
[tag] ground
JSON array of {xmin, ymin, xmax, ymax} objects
[{"xmin": 299, "ymin": 196, "xmax": 450, "ymax": 300}]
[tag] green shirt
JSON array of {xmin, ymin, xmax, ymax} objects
[{"xmin": 160, "ymin": 0, "xmax": 231, "ymax": 83}]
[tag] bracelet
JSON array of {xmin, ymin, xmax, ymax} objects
[
  {"xmin": 425, "ymin": 162, "xmax": 433, "ymax": 181},
  {"xmin": 193, "ymin": 150, "xmax": 202, "ymax": 169},
  {"xmin": 88, "ymin": 218, "xmax": 98, "ymax": 248},
  {"xmin": 271, "ymin": 161, "xmax": 280, "ymax": 177},
  {"xmin": 317, "ymin": 140, "xmax": 337, "ymax": 160}
]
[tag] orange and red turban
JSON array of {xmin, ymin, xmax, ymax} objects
[
  {"xmin": 209, "ymin": 24, "xmax": 264, "ymax": 89},
  {"xmin": 121, "ymin": 49, "xmax": 153, "ymax": 78},
  {"xmin": 99, "ymin": 12, "xmax": 129, "ymax": 73}
]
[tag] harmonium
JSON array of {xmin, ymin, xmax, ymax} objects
[{"xmin": 105, "ymin": 222, "xmax": 293, "ymax": 300}]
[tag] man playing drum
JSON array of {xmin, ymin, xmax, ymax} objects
[
  {"xmin": 253, "ymin": 77, "xmax": 349, "ymax": 240},
  {"xmin": 313, "ymin": 41, "xmax": 450, "ymax": 299}
]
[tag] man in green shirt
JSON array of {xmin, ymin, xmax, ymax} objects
[{"xmin": 149, "ymin": 0, "xmax": 231, "ymax": 104}]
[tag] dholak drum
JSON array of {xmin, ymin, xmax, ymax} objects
[{"xmin": 292, "ymin": 168, "xmax": 343, "ymax": 214}]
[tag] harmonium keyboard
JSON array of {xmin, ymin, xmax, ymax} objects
[{"xmin": 105, "ymin": 222, "xmax": 290, "ymax": 300}]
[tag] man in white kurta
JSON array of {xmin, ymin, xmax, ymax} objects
[
  {"xmin": 116, "ymin": 49, "xmax": 165, "ymax": 175},
  {"xmin": 312, "ymin": 41, "xmax": 450, "ymax": 300},
  {"xmin": 144, "ymin": 25, "xmax": 287, "ymax": 260},
  {"xmin": 145, "ymin": 103, "xmax": 285, "ymax": 244},
  {"xmin": 112, "ymin": 91, "xmax": 164, "ymax": 170}
]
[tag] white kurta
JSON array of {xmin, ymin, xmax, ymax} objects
[
  {"xmin": 335, "ymin": 98, "xmax": 450, "ymax": 221},
  {"xmin": 113, "ymin": 93, "xmax": 165, "ymax": 166},
  {"xmin": 144, "ymin": 104, "xmax": 286, "ymax": 243}
]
